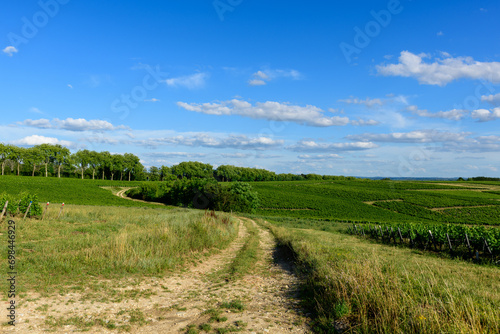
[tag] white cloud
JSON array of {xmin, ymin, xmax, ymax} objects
[
  {"xmin": 350, "ymin": 119, "xmax": 380, "ymax": 126},
  {"xmin": 67, "ymin": 84, "xmax": 73, "ymax": 89},
  {"xmin": 20, "ymin": 118, "xmax": 128, "ymax": 132},
  {"xmin": 144, "ymin": 98, "xmax": 160, "ymax": 102},
  {"xmin": 248, "ymin": 68, "xmax": 301, "ymax": 86},
  {"xmin": 437, "ymin": 31, "xmax": 444, "ymax": 36},
  {"xmin": 12, "ymin": 135, "xmax": 74, "ymax": 147},
  {"xmin": 439, "ymin": 135, "xmax": 500, "ymax": 153},
  {"xmin": 165, "ymin": 72, "xmax": 208, "ymax": 89},
  {"xmin": 142, "ymin": 152, "xmax": 208, "ymax": 159},
  {"xmin": 289, "ymin": 140, "xmax": 377, "ymax": 152},
  {"xmin": 481, "ymin": 93, "xmax": 500, "ymax": 105},
  {"xmin": 471, "ymin": 108, "xmax": 500, "ymax": 122},
  {"xmin": 376, "ymin": 51, "xmax": 500, "ymax": 86},
  {"xmin": 347, "ymin": 130, "xmax": 470, "ymax": 143},
  {"xmin": 339, "ymin": 97, "xmax": 383, "ymax": 108},
  {"xmin": 406, "ymin": 105, "xmax": 468, "ymax": 121},
  {"xmin": 177, "ymin": 99, "xmax": 351, "ymax": 127},
  {"xmin": 139, "ymin": 134, "xmax": 284, "ymax": 151},
  {"xmin": 22, "ymin": 119, "xmax": 52, "ymax": 129},
  {"xmin": 298, "ymin": 154, "xmax": 343, "ymax": 160},
  {"xmin": 30, "ymin": 107, "xmax": 44, "ymax": 114},
  {"xmin": 248, "ymin": 79, "xmax": 267, "ymax": 86},
  {"xmin": 2, "ymin": 46, "xmax": 18, "ymax": 56}
]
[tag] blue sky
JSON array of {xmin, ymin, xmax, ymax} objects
[{"xmin": 1, "ymin": 0, "xmax": 500, "ymax": 177}]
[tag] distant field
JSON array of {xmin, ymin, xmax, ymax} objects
[
  {"xmin": 250, "ymin": 180, "xmax": 500, "ymax": 225},
  {"xmin": 0, "ymin": 175, "xmax": 167, "ymax": 208}
]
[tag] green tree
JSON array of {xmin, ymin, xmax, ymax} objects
[
  {"xmin": 0, "ymin": 143, "xmax": 13, "ymax": 176},
  {"xmin": 111, "ymin": 154, "xmax": 124, "ymax": 181},
  {"xmin": 25, "ymin": 147, "xmax": 44, "ymax": 177},
  {"xmin": 73, "ymin": 150, "xmax": 91, "ymax": 179},
  {"xmin": 53, "ymin": 145, "xmax": 71, "ymax": 178}
]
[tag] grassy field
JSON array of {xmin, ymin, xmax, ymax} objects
[
  {"xmin": 0, "ymin": 175, "xmax": 165, "ymax": 208},
  {"xmin": 1, "ymin": 206, "xmax": 237, "ymax": 295},
  {"xmin": 1, "ymin": 176, "xmax": 499, "ymax": 333},
  {"xmin": 265, "ymin": 220, "xmax": 500, "ymax": 333}
]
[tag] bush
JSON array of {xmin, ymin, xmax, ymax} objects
[{"xmin": 18, "ymin": 193, "xmax": 43, "ymax": 217}]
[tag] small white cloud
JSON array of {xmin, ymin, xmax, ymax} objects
[
  {"xmin": 248, "ymin": 68, "xmax": 302, "ymax": 86},
  {"xmin": 350, "ymin": 119, "xmax": 380, "ymax": 126},
  {"xmin": 67, "ymin": 84, "xmax": 73, "ymax": 89},
  {"xmin": 144, "ymin": 98, "xmax": 160, "ymax": 102},
  {"xmin": 12, "ymin": 135, "xmax": 74, "ymax": 147},
  {"xmin": 289, "ymin": 140, "xmax": 377, "ymax": 152},
  {"xmin": 471, "ymin": 108, "xmax": 500, "ymax": 122},
  {"xmin": 20, "ymin": 118, "xmax": 129, "ymax": 132},
  {"xmin": 2, "ymin": 46, "xmax": 18, "ymax": 56},
  {"xmin": 248, "ymin": 79, "xmax": 267, "ymax": 86},
  {"xmin": 21, "ymin": 119, "xmax": 53, "ymax": 129},
  {"xmin": 30, "ymin": 107, "xmax": 44, "ymax": 114},
  {"xmin": 165, "ymin": 72, "xmax": 208, "ymax": 89},
  {"xmin": 339, "ymin": 97, "xmax": 383, "ymax": 108},
  {"xmin": 347, "ymin": 130, "xmax": 470, "ymax": 143},
  {"xmin": 481, "ymin": 93, "xmax": 500, "ymax": 105},
  {"xmin": 178, "ymin": 99, "xmax": 351, "ymax": 127},
  {"xmin": 376, "ymin": 51, "xmax": 500, "ymax": 86},
  {"xmin": 406, "ymin": 105, "xmax": 468, "ymax": 121},
  {"xmin": 437, "ymin": 31, "xmax": 444, "ymax": 36}
]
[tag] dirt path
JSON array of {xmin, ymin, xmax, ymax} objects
[
  {"xmin": 114, "ymin": 187, "xmax": 166, "ymax": 206},
  {"xmin": 10, "ymin": 219, "xmax": 310, "ymax": 333}
]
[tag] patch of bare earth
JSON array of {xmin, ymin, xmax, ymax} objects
[{"xmin": 9, "ymin": 219, "xmax": 310, "ymax": 333}]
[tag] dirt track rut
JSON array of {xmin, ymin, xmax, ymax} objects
[{"xmin": 9, "ymin": 218, "xmax": 310, "ymax": 333}]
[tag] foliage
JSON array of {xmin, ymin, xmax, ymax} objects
[
  {"xmin": 129, "ymin": 179, "xmax": 260, "ymax": 213},
  {"xmin": 250, "ymin": 180, "xmax": 500, "ymax": 224}
]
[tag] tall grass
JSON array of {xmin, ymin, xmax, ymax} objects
[
  {"xmin": 265, "ymin": 221, "xmax": 500, "ymax": 333},
  {"xmin": 1, "ymin": 206, "xmax": 237, "ymax": 293}
]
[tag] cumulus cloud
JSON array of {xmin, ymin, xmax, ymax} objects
[
  {"xmin": 339, "ymin": 97, "xmax": 383, "ymax": 108},
  {"xmin": 471, "ymin": 108, "xmax": 500, "ymax": 122},
  {"xmin": 142, "ymin": 152, "xmax": 208, "ymax": 159},
  {"xmin": 298, "ymin": 154, "xmax": 343, "ymax": 160},
  {"xmin": 20, "ymin": 118, "xmax": 128, "ymax": 132},
  {"xmin": 165, "ymin": 72, "xmax": 208, "ymax": 89},
  {"xmin": 481, "ymin": 93, "xmax": 500, "ymax": 105},
  {"xmin": 2, "ymin": 46, "xmax": 18, "ymax": 56},
  {"xmin": 406, "ymin": 105, "xmax": 468, "ymax": 121},
  {"xmin": 12, "ymin": 135, "xmax": 74, "ymax": 147},
  {"xmin": 376, "ymin": 51, "xmax": 500, "ymax": 86},
  {"xmin": 439, "ymin": 135, "xmax": 500, "ymax": 153},
  {"xmin": 289, "ymin": 140, "xmax": 377, "ymax": 152},
  {"xmin": 347, "ymin": 130, "xmax": 470, "ymax": 143},
  {"xmin": 177, "ymin": 99, "xmax": 351, "ymax": 127},
  {"xmin": 139, "ymin": 134, "xmax": 284, "ymax": 151},
  {"xmin": 248, "ymin": 68, "xmax": 301, "ymax": 86}
]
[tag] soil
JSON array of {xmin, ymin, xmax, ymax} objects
[{"xmin": 7, "ymin": 217, "xmax": 311, "ymax": 333}]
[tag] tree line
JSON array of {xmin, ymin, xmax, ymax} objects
[
  {"xmin": 0, "ymin": 143, "xmax": 143, "ymax": 181},
  {"xmin": 0, "ymin": 143, "xmax": 357, "ymax": 182}
]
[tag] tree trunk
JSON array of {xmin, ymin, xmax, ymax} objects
[
  {"xmin": 32, "ymin": 164, "xmax": 36, "ymax": 177},
  {"xmin": 81, "ymin": 167, "xmax": 84, "ymax": 179},
  {"xmin": 45, "ymin": 163, "xmax": 48, "ymax": 177},
  {"xmin": 17, "ymin": 163, "xmax": 20, "ymax": 176},
  {"xmin": 102, "ymin": 170, "xmax": 105, "ymax": 180},
  {"xmin": 92, "ymin": 169, "xmax": 95, "ymax": 180},
  {"xmin": 111, "ymin": 172, "xmax": 114, "ymax": 181},
  {"xmin": 120, "ymin": 172, "xmax": 123, "ymax": 181},
  {"xmin": 1, "ymin": 162, "xmax": 5, "ymax": 176},
  {"xmin": 129, "ymin": 171, "xmax": 131, "ymax": 181},
  {"xmin": 58, "ymin": 165, "xmax": 61, "ymax": 178}
]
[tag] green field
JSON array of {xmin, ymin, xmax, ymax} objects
[
  {"xmin": 0, "ymin": 175, "xmax": 168, "ymax": 208},
  {"xmin": 250, "ymin": 180, "xmax": 500, "ymax": 225},
  {"xmin": 1, "ymin": 176, "xmax": 499, "ymax": 333}
]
